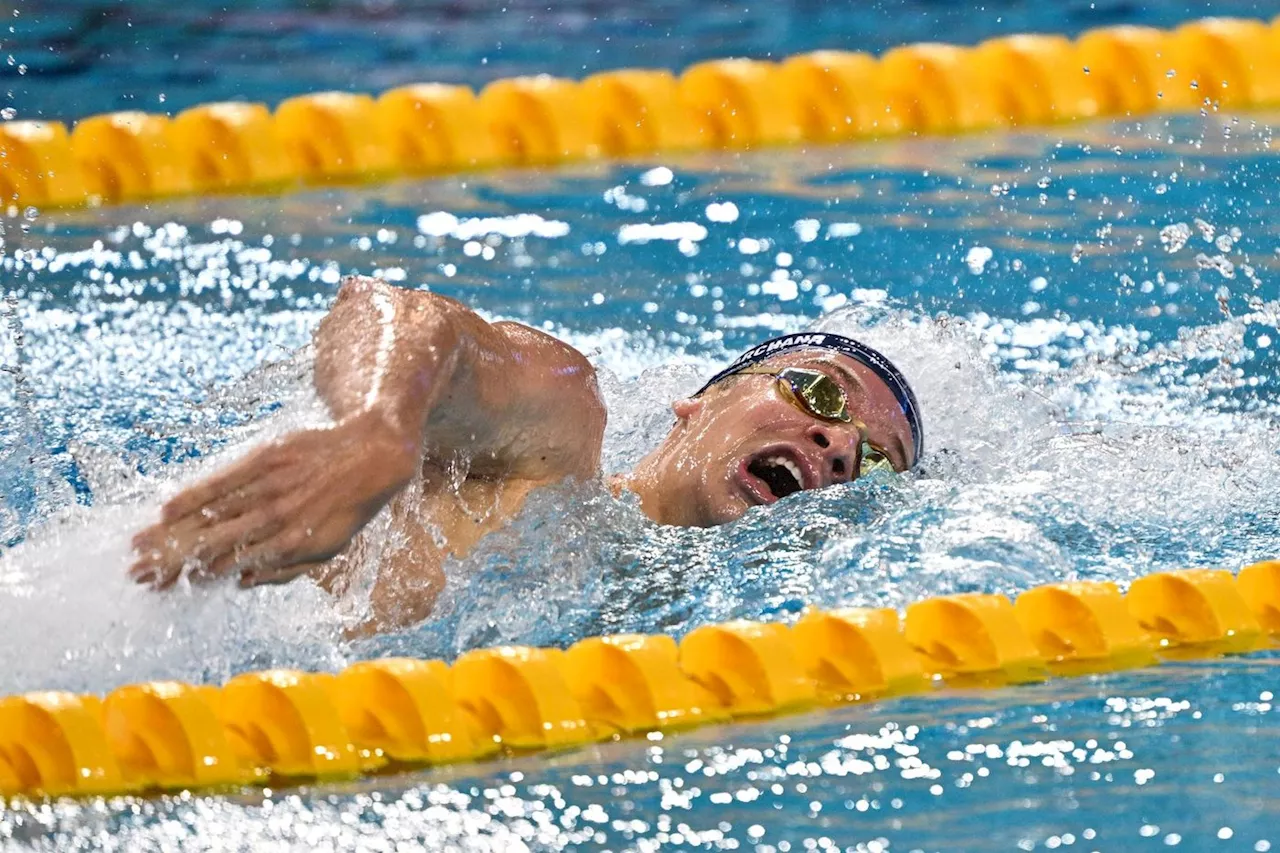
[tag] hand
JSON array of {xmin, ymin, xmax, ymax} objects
[{"xmin": 130, "ymin": 412, "xmax": 420, "ymax": 590}]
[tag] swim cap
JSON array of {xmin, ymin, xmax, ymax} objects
[{"xmin": 695, "ymin": 332, "xmax": 924, "ymax": 464}]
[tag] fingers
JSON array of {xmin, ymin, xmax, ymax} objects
[
  {"xmin": 132, "ymin": 470, "xmax": 280, "ymax": 560},
  {"xmin": 187, "ymin": 484, "xmax": 266, "ymax": 530},
  {"xmin": 157, "ymin": 455, "xmax": 267, "ymax": 525},
  {"xmin": 238, "ymin": 560, "xmax": 329, "ymax": 589},
  {"xmin": 223, "ymin": 526, "xmax": 330, "ymax": 587},
  {"xmin": 129, "ymin": 443, "xmax": 305, "ymax": 587},
  {"xmin": 130, "ymin": 505, "xmax": 288, "ymax": 590}
]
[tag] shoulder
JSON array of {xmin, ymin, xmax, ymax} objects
[
  {"xmin": 490, "ymin": 321, "xmax": 606, "ymax": 478},
  {"xmin": 493, "ymin": 321, "xmax": 595, "ymax": 373},
  {"xmin": 492, "ymin": 321, "xmax": 602, "ymax": 408}
]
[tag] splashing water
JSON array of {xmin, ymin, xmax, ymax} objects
[{"xmin": 1, "ymin": 113, "xmax": 1280, "ymax": 700}]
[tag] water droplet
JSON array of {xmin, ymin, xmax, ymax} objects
[
  {"xmin": 1159, "ymin": 223, "xmax": 1191, "ymax": 253},
  {"xmin": 1195, "ymin": 253, "xmax": 1235, "ymax": 279},
  {"xmin": 965, "ymin": 245, "xmax": 994, "ymax": 274},
  {"xmin": 22, "ymin": 206, "xmax": 37, "ymax": 221},
  {"xmin": 0, "ymin": 107, "xmax": 14, "ymax": 120}
]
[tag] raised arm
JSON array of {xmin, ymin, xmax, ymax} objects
[
  {"xmin": 313, "ymin": 275, "xmax": 603, "ymax": 479},
  {"xmin": 130, "ymin": 275, "xmax": 604, "ymax": 590}
]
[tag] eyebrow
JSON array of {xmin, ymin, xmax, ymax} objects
[{"xmin": 821, "ymin": 359, "xmax": 866, "ymax": 400}]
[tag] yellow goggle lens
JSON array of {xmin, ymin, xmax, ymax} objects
[{"xmin": 775, "ymin": 368, "xmax": 851, "ymax": 423}]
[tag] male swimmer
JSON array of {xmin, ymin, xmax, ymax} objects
[{"xmin": 129, "ymin": 276, "xmax": 924, "ymax": 630}]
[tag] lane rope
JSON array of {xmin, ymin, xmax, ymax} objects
[
  {"xmin": 0, "ymin": 564, "xmax": 1277, "ymax": 799},
  {"xmin": 1, "ymin": 16, "xmax": 1278, "ymax": 210}
]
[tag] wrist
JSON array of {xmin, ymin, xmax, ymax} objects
[{"xmin": 341, "ymin": 409, "xmax": 423, "ymax": 480}]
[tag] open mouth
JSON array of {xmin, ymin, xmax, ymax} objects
[{"xmin": 745, "ymin": 454, "xmax": 805, "ymax": 500}]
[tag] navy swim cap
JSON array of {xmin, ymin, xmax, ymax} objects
[{"xmin": 695, "ymin": 332, "xmax": 924, "ymax": 465}]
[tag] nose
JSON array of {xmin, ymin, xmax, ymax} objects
[{"xmin": 806, "ymin": 424, "xmax": 860, "ymax": 484}]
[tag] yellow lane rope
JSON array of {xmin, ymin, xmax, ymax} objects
[
  {"xmin": 1, "ymin": 16, "xmax": 1278, "ymax": 210},
  {"xmin": 0, "ymin": 564, "xmax": 1277, "ymax": 799}
]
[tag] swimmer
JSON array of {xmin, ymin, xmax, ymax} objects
[{"xmin": 128, "ymin": 275, "xmax": 923, "ymax": 630}]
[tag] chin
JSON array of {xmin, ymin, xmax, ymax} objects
[
  {"xmin": 700, "ymin": 490, "xmax": 752, "ymax": 527},
  {"xmin": 709, "ymin": 508, "xmax": 749, "ymax": 527}
]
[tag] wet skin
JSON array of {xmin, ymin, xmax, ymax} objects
[{"xmin": 130, "ymin": 276, "xmax": 915, "ymax": 630}]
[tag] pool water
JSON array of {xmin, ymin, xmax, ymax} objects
[{"xmin": 4, "ymin": 1, "xmax": 1280, "ymax": 850}]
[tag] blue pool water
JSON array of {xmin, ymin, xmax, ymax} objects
[{"xmin": 3, "ymin": 0, "xmax": 1280, "ymax": 850}]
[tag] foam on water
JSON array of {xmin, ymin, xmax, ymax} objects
[{"xmin": 4, "ymin": 268, "xmax": 1280, "ymax": 694}]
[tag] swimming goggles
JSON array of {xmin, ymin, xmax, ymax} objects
[
  {"xmin": 693, "ymin": 332, "xmax": 923, "ymax": 466},
  {"xmin": 732, "ymin": 366, "xmax": 897, "ymax": 475}
]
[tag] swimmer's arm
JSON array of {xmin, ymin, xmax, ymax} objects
[
  {"xmin": 313, "ymin": 275, "xmax": 604, "ymax": 478},
  {"xmin": 130, "ymin": 275, "xmax": 604, "ymax": 590}
]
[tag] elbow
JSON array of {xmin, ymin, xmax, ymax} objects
[
  {"xmin": 333, "ymin": 275, "xmax": 470, "ymax": 319},
  {"xmin": 335, "ymin": 274, "xmax": 381, "ymax": 305}
]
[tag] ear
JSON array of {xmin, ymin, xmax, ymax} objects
[{"xmin": 670, "ymin": 397, "xmax": 703, "ymax": 422}]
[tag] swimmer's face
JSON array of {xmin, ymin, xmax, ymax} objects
[{"xmin": 656, "ymin": 350, "xmax": 916, "ymax": 526}]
